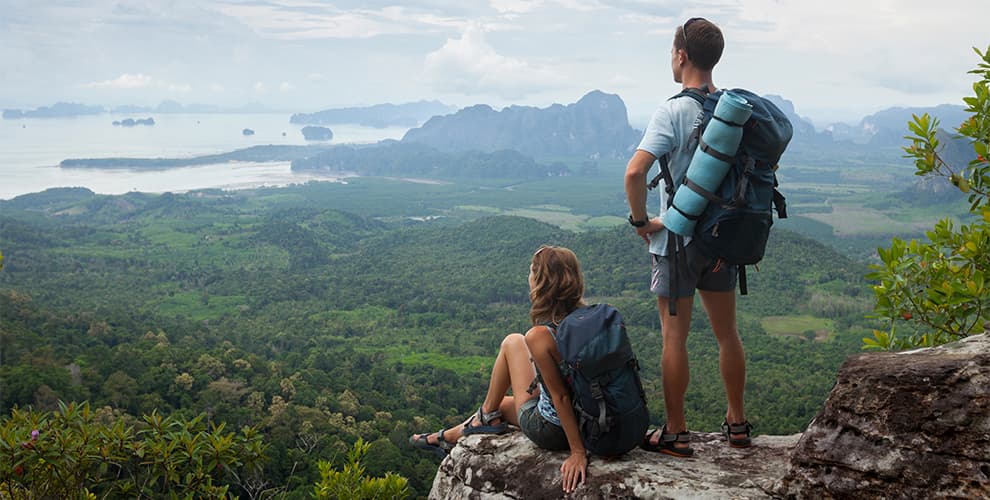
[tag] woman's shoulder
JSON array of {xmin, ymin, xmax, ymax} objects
[
  {"xmin": 525, "ymin": 324, "xmax": 556, "ymax": 348},
  {"xmin": 526, "ymin": 323, "xmax": 554, "ymax": 337}
]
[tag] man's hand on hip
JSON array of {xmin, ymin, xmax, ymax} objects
[{"xmin": 635, "ymin": 217, "xmax": 664, "ymax": 244}]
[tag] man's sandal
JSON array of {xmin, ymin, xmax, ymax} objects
[
  {"xmin": 462, "ymin": 407, "xmax": 508, "ymax": 436},
  {"xmin": 640, "ymin": 425, "xmax": 694, "ymax": 458},
  {"xmin": 721, "ymin": 420, "xmax": 754, "ymax": 448},
  {"xmin": 409, "ymin": 428, "xmax": 455, "ymax": 458}
]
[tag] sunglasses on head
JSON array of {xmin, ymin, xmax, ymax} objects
[{"xmin": 681, "ymin": 17, "xmax": 706, "ymax": 59}]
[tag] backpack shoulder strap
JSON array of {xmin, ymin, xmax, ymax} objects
[
  {"xmin": 668, "ymin": 86, "xmax": 708, "ymax": 105},
  {"xmin": 650, "ymin": 87, "xmax": 710, "ymax": 192},
  {"xmin": 647, "ymin": 153, "xmax": 672, "ymax": 193},
  {"xmin": 527, "ymin": 321, "xmax": 560, "ymax": 395}
]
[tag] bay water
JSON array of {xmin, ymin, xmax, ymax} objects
[{"xmin": 0, "ymin": 113, "xmax": 408, "ymax": 200}]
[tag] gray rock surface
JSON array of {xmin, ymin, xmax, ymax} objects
[
  {"xmin": 430, "ymin": 430, "xmax": 800, "ymax": 499},
  {"xmin": 430, "ymin": 334, "xmax": 990, "ymax": 499},
  {"xmin": 779, "ymin": 333, "xmax": 990, "ymax": 499}
]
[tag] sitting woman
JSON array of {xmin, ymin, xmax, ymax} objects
[{"xmin": 410, "ymin": 245, "xmax": 588, "ymax": 493}]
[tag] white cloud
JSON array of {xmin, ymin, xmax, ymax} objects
[
  {"xmin": 553, "ymin": 0, "xmax": 605, "ymax": 12},
  {"xmin": 424, "ymin": 23, "xmax": 564, "ymax": 99},
  {"xmin": 609, "ymin": 75, "xmax": 636, "ymax": 88},
  {"xmin": 490, "ymin": 0, "xmax": 604, "ymax": 14},
  {"xmin": 86, "ymin": 73, "xmax": 153, "ymax": 89},
  {"xmin": 619, "ymin": 13, "xmax": 675, "ymax": 35},
  {"xmin": 217, "ymin": 3, "xmax": 396, "ymax": 39},
  {"xmin": 490, "ymin": 0, "xmax": 543, "ymax": 14},
  {"xmin": 85, "ymin": 73, "xmax": 191, "ymax": 93},
  {"xmin": 253, "ymin": 82, "xmax": 266, "ymax": 93},
  {"xmin": 279, "ymin": 81, "xmax": 294, "ymax": 92},
  {"xmin": 217, "ymin": 2, "xmax": 463, "ymax": 40},
  {"xmin": 715, "ymin": 0, "xmax": 985, "ymax": 115},
  {"xmin": 5, "ymin": 0, "xmax": 987, "ymax": 123}
]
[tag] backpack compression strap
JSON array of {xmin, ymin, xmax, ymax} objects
[
  {"xmin": 665, "ymin": 232, "xmax": 688, "ymax": 316},
  {"xmin": 773, "ymin": 172, "xmax": 788, "ymax": 218}
]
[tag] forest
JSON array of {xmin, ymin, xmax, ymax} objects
[{"xmin": 0, "ymin": 176, "xmax": 880, "ymax": 497}]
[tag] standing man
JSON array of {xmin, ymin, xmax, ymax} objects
[{"xmin": 624, "ymin": 18, "xmax": 752, "ymax": 457}]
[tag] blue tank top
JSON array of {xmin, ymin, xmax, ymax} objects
[{"xmin": 536, "ymin": 324, "xmax": 562, "ymax": 426}]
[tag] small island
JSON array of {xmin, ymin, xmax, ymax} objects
[
  {"xmin": 242, "ymin": 128, "xmax": 255, "ymax": 136},
  {"xmin": 112, "ymin": 117, "xmax": 155, "ymax": 127},
  {"xmin": 59, "ymin": 144, "xmax": 331, "ymax": 170},
  {"xmin": 301, "ymin": 126, "xmax": 333, "ymax": 141}
]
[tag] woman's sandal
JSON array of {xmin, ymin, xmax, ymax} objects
[
  {"xmin": 409, "ymin": 428, "xmax": 455, "ymax": 458},
  {"xmin": 721, "ymin": 420, "xmax": 754, "ymax": 448},
  {"xmin": 640, "ymin": 425, "xmax": 694, "ymax": 458},
  {"xmin": 462, "ymin": 407, "xmax": 508, "ymax": 436}
]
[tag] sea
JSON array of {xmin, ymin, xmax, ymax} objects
[{"xmin": 0, "ymin": 113, "xmax": 409, "ymax": 200}]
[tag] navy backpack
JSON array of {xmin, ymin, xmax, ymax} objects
[{"xmin": 550, "ymin": 304, "xmax": 649, "ymax": 456}]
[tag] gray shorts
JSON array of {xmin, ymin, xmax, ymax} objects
[
  {"xmin": 651, "ymin": 243, "xmax": 737, "ymax": 299},
  {"xmin": 518, "ymin": 398, "xmax": 568, "ymax": 451}
]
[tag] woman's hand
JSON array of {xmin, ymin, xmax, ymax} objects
[
  {"xmin": 635, "ymin": 217, "xmax": 664, "ymax": 244},
  {"xmin": 560, "ymin": 451, "xmax": 587, "ymax": 493}
]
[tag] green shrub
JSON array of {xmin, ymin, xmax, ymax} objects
[
  {"xmin": 312, "ymin": 438, "xmax": 409, "ymax": 500},
  {"xmin": 0, "ymin": 402, "xmax": 267, "ymax": 499},
  {"xmin": 866, "ymin": 46, "xmax": 990, "ymax": 350}
]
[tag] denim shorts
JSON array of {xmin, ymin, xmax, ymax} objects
[
  {"xmin": 650, "ymin": 243, "xmax": 737, "ymax": 299},
  {"xmin": 518, "ymin": 398, "xmax": 568, "ymax": 451}
]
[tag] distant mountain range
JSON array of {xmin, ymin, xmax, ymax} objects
[
  {"xmin": 3, "ymin": 102, "xmax": 104, "ymax": 119},
  {"xmin": 398, "ymin": 91, "xmax": 969, "ymax": 161},
  {"xmin": 402, "ymin": 90, "xmax": 641, "ymax": 159},
  {"xmin": 5, "ymin": 96, "xmax": 969, "ymax": 154},
  {"xmin": 761, "ymin": 94, "xmax": 968, "ymax": 147},
  {"xmin": 826, "ymin": 104, "xmax": 969, "ymax": 146},
  {"xmin": 290, "ymin": 100, "xmax": 454, "ymax": 128}
]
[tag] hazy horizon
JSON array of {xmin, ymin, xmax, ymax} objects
[{"xmin": 2, "ymin": 1, "xmax": 987, "ymax": 126}]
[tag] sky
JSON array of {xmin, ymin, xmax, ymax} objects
[{"xmin": 1, "ymin": 0, "xmax": 987, "ymax": 127}]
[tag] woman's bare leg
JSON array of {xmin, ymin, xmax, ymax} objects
[{"xmin": 415, "ymin": 333, "xmax": 537, "ymax": 444}]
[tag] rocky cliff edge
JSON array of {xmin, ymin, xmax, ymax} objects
[{"xmin": 430, "ymin": 333, "xmax": 990, "ymax": 499}]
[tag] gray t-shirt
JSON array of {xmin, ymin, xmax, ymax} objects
[{"xmin": 636, "ymin": 95, "xmax": 704, "ymax": 255}]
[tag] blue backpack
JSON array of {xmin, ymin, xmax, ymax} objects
[
  {"xmin": 649, "ymin": 87, "xmax": 791, "ymax": 313},
  {"xmin": 550, "ymin": 304, "xmax": 649, "ymax": 456}
]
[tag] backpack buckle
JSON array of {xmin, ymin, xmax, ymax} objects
[{"xmin": 590, "ymin": 382, "xmax": 603, "ymax": 400}]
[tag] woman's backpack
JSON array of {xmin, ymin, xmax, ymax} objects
[{"xmin": 552, "ymin": 304, "xmax": 649, "ymax": 456}]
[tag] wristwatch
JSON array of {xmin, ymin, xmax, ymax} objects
[{"xmin": 628, "ymin": 215, "xmax": 647, "ymax": 227}]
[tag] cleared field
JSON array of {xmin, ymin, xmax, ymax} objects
[
  {"xmin": 761, "ymin": 315, "xmax": 833, "ymax": 341},
  {"xmin": 802, "ymin": 203, "xmax": 939, "ymax": 235},
  {"xmin": 452, "ymin": 204, "xmax": 624, "ymax": 232},
  {"xmin": 156, "ymin": 292, "xmax": 248, "ymax": 321}
]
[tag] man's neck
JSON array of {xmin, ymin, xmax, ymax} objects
[{"xmin": 681, "ymin": 69, "xmax": 715, "ymax": 92}]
